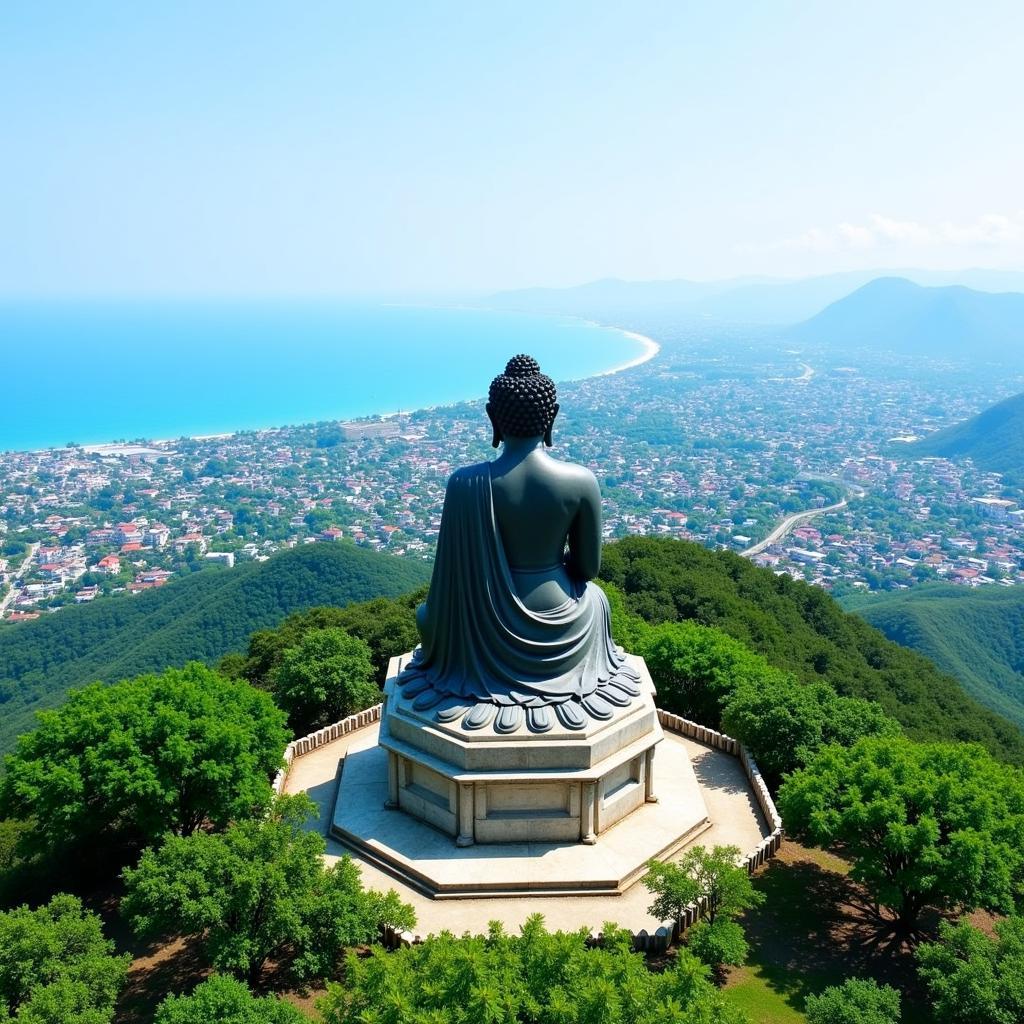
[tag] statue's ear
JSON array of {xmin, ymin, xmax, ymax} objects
[
  {"xmin": 544, "ymin": 404, "xmax": 559, "ymax": 447},
  {"xmin": 486, "ymin": 403, "xmax": 502, "ymax": 448}
]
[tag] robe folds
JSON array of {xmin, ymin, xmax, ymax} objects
[{"xmin": 399, "ymin": 461, "xmax": 639, "ymax": 708}]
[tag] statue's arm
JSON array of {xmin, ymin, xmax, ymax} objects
[{"xmin": 566, "ymin": 470, "xmax": 602, "ymax": 582}]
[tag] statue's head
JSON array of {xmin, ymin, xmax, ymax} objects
[{"xmin": 487, "ymin": 354, "xmax": 559, "ymax": 448}]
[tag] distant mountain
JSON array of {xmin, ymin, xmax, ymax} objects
[
  {"xmin": 0, "ymin": 543, "xmax": 430, "ymax": 753},
  {"xmin": 490, "ymin": 269, "xmax": 1024, "ymax": 326},
  {"xmin": 848, "ymin": 584, "xmax": 1024, "ymax": 730},
  {"xmin": 791, "ymin": 277, "xmax": 1024, "ymax": 357},
  {"xmin": 907, "ymin": 391, "xmax": 1024, "ymax": 472}
]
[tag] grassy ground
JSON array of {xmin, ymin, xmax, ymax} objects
[{"xmin": 719, "ymin": 841, "xmax": 955, "ymax": 1024}]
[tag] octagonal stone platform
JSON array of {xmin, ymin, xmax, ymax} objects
[
  {"xmin": 373, "ymin": 651, "xmax": 669, "ymax": 848},
  {"xmin": 287, "ymin": 719, "xmax": 771, "ymax": 935},
  {"xmin": 330, "ymin": 719, "xmax": 710, "ymax": 899}
]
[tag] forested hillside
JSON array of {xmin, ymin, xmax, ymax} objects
[
  {"xmin": 848, "ymin": 583, "xmax": 1024, "ymax": 729},
  {"xmin": 599, "ymin": 537, "xmax": 1024, "ymax": 762},
  {"xmin": 0, "ymin": 543, "xmax": 429, "ymax": 753},
  {"xmin": 906, "ymin": 390, "xmax": 1024, "ymax": 473}
]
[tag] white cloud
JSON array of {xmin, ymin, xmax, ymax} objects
[
  {"xmin": 752, "ymin": 211, "xmax": 1024, "ymax": 254},
  {"xmin": 837, "ymin": 222, "xmax": 876, "ymax": 248}
]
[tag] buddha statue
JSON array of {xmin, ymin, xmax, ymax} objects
[{"xmin": 398, "ymin": 354, "xmax": 641, "ymax": 733}]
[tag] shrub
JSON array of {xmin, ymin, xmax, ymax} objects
[{"xmin": 805, "ymin": 979, "xmax": 901, "ymax": 1024}]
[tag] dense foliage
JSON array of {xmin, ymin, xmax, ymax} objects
[
  {"xmin": 225, "ymin": 591, "xmax": 424, "ymax": 690},
  {"xmin": 778, "ymin": 737, "xmax": 1024, "ymax": 930},
  {"xmin": 916, "ymin": 916, "xmax": 1024, "ymax": 1024},
  {"xmin": 153, "ymin": 976, "xmax": 306, "ymax": 1024},
  {"xmin": 0, "ymin": 542, "xmax": 429, "ymax": 754},
  {"xmin": 0, "ymin": 894, "xmax": 129, "ymax": 1024},
  {"xmin": 804, "ymin": 978, "xmax": 901, "ymax": 1024},
  {"xmin": 122, "ymin": 795, "xmax": 415, "ymax": 985},
  {"xmin": 318, "ymin": 915, "xmax": 745, "ymax": 1024},
  {"xmin": 850, "ymin": 582, "xmax": 1024, "ymax": 729},
  {"xmin": 605, "ymin": 590, "xmax": 902, "ymax": 782},
  {"xmin": 270, "ymin": 627, "xmax": 379, "ymax": 734},
  {"xmin": 600, "ymin": 537, "xmax": 1024, "ymax": 763},
  {"xmin": 0, "ymin": 664, "xmax": 288, "ymax": 861},
  {"xmin": 721, "ymin": 674, "xmax": 900, "ymax": 782}
]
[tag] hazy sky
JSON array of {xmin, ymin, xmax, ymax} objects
[{"xmin": 4, "ymin": 1, "xmax": 1023, "ymax": 296}]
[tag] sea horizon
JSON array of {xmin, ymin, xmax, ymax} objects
[{"xmin": 1, "ymin": 302, "xmax": 657, "ymax": 453}]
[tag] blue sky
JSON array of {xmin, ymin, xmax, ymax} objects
[{"xmin": 3, "ymin": 1, "xmax": 1023, "ymax": 295}]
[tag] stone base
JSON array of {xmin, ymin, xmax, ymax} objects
[
  {"xmin": 330, "ymin": 723, "xmax": 711, "ymax": 898},
  {"xmin": 377, "ymin": 652, "xmax": 663, "ymax": 846}
]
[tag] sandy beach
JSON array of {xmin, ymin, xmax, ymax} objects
[{"xmin": 596, "ymin": 328, "xmax": 661, "ymax": 375}]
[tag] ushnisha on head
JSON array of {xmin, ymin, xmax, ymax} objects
[{"xmin": 486, "ymin": 354, "xmax": 560, "ymax": 448}]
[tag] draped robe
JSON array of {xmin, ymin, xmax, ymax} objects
[{"xmin": 399, "ymin": 461, "xmax": 639, "ymax": 708}]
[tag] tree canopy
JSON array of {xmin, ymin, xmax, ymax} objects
[
  {"xmin": 599, "ymin": 536, "xmax": 1024, "ymax": 764},
  {"xmin": 0, "ymin": 542, "xmax": 429, "ymax": 755},
  {"xmin": 270, "ymin": 627, "xmax": 379, "ymax": 734},
  {"xmin": 778, "ymin": 737, "xmax": 1024, "ymax": 930},
  {"xmin": 122, "ymin": 795, "xmax": 415, "ymax": 985},
  {"xmin": 0, "ymin": 893, "xmax": 129, "ymax": 1024},
  {"xmin": 721, "ymin": 675, "xmax": 900, "ymax": 782},
  {"xmin": 318, "ymin": 915, "xmax": 745, "ymax": 1024},
  {"xmin": 153, "ymin": 975, "xmax": 306, "ymax": 1024},
  {"xmin": 0, "ymin": 664, "xmax": 289, "ymax": 861},
  {"xmin": 916, "ymin": 916, "xmax": 1024, "ymax": 1024}
]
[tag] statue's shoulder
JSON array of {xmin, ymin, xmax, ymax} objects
[
  {"xmin": 544, "ymin": 456, "xmax": 600, "ymax": 501},
  {"xmin": 446, "ymin": 461, "xmax": 490, "ymax": 489},
  {"xmin": 552, "ymin": 456, "xmax": 599, "ymax": 486}
]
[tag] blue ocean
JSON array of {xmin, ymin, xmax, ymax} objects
[{"xmin": 0, "ymin": 303, "xmax": 646, "ymax": 451}]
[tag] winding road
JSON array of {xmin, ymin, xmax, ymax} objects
[{"xmin": 740, "ymin": 500, "xmax": 848, "ymax": 559}]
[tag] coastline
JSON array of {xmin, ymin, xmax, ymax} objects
[
  {"xmin": 32, "ymin": 322, "xmax": 662, "ymax": 456},
  {"xmin": 594, "ymin": 328, "xmax": 660, "ymax": 376}
]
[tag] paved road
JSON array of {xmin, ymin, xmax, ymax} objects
[
  {"xmin": 0, "ymin": 542, "xmax": 39, "ymax": 617},
  {"xmin": 741, "ymin": 500, "xmax": 847, "ymax": 558}
]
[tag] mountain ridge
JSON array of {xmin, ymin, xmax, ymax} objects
[
  {"xmin": 906, "ymin": 390, "xmax": 1024, "ymax": 472},
  {"xmin": 790, "ymin": 276, "xmax": 1024, "ymax": 357},
  {"xmin": 847, "ymin": 583, "xmax": 1024, "ymax": 729},
  {"xmin": 488, "ymin": 269, "xmax": 1024, "ymax": 325}
]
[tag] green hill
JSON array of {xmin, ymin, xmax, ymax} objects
[
  {"xmin": 600, "ymin": 537, "xmax": 1024, "ymax": 763},
  {"xmin": 846, "ymin": 584, "xmax": 1024, "ymax": 730},
  {"xmin": 0, "ymin": 543, "xmax": 429, "ymax": 753},
  {"xmin": 906, "ymin": 390, "xmax": 1024, "ymax": 473},
  {"xmin": 791, "ymin": 276, "xmax": 1024, "ymax": 359}
]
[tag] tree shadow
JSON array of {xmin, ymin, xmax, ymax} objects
[
  {"xmin": 114, "ymin": 933, "xmax": 210, "ymax": 1024},
  {"xmin": 735, "ymin": 847, "xmax": 934, "ymax": 1023}
]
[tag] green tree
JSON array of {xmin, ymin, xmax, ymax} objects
[
  {"xmin": 778, "ymin": 738, "xmax": 1024, "ymax": 932},
  {"xmin": 635, "ymin": 620, "xmax": 785, "ymax": 728},
  {"xmin": 318, "ymin": 915, "xmax": 744, "ymax": 1024},
  {"xmin": 153, "ymin": 975, "xmax": 306, "ymax": 1024},
  {"xmin": 644, "ymin": 845, "xmax": 764, "ymax": 934},
  {"xmin": 721, "ymin": 675, "xmax": 900, "ymax": 782},
  {"xmin": 122, "ymin": 795, "xmax": 414, "ymax": 985},
  {"xmin": 0, "ymin": 894, "xmax": 129, "ymax": 1023},
  {"xmin": 270, "ymin": 628, "xmax": 379, "ymax": 734},
  {"xmin": 0, "ymin": 664, "xmax": 288, "ymax": 860},
  {"xmin": 686, "ymin": 919, "xmax": 749, "ymax": 971},
  {"xmin": 916, "ymin": 916, "xmax": 1024, "ymax": 1024},
  {"xmin": 805, "ymin": 979, "xmax": 901, "ymax": 1024}
]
